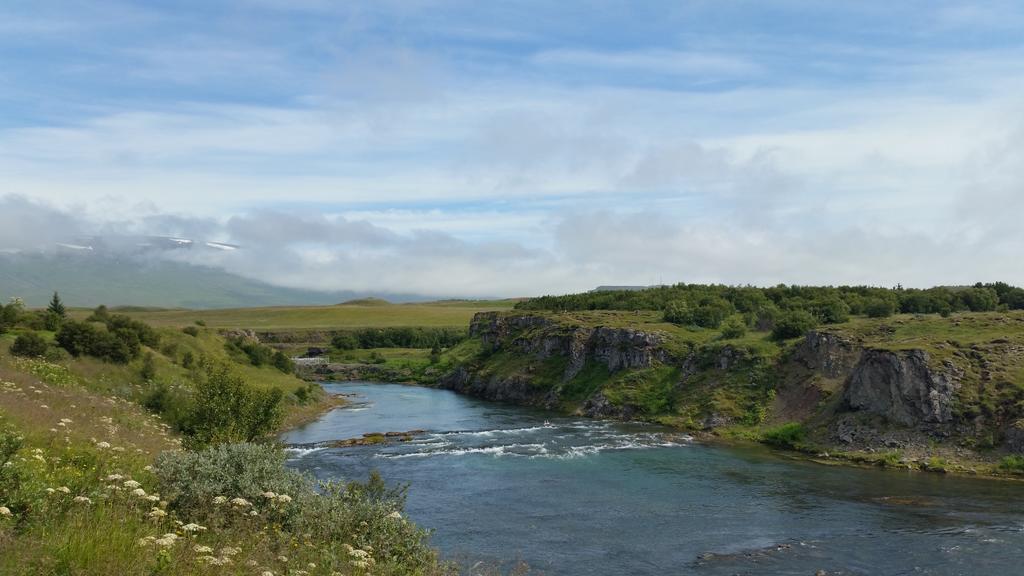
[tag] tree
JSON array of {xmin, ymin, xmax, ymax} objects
[
  {"xmin": 47, "ymin": 292, "xmax": 66, "ymax": 319},
  {"xmin": 186, "ymin": 362, "xmax": 285, "ymax": 447},
  {"xmin": 11, "ymin": 332, "xmax": 48, "ymax": 357},
  {"xmin": 771, "ymin": 310, "xmax": 818, "ymax": 340},
  {"xmin": 663, "ymin": 299, "xmax": 693, "ymax": 325}
]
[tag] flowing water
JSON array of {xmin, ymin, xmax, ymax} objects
[{"xmin": 283, "ymin": 382, "xmax": 1024, "ymax": 575}]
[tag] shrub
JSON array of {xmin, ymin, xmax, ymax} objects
[
  {"xmin": 182, "ymin": 325, "xmax": 200, "ymax": 337},
  {"xmin": 10, "ymin": 331, "xmax": 48, "ymax": 357},
  {"xmin": 719, "ymin": 316, "xmax": 748, "ymax": 339},
  {"xmin": 864, "ymin": 297, "xmax": 896, "ymax": 318},
  {"xmin": 271, "ymin": 350, "xmax": 294, "ymax": 373},
  {"xmin": 663, "ymin": 299, "xmax": 693, "ymax": 325},
  {"xmin": 771, "ymin": 310, "xmax": 818, "ymax": 340},
  {"xmin": 691, "ymin": 298, "xmax": 734, "ymax": 329},
  {"xmin": 140, "ymin": 351, "xmax": 157, "ymax": 381},
  {"xmin": 998, "ymin": 455, "xmax": 1024, "ymax": 474},
  {"xmin": 55, "ymin": 319, "xmax": 138, "ymax": 363},
  {"xmin": 762, "ymin": 422, "xmax": 807, "ymax": 448},
  {"xmin": 184, "ymin": 362, "xmax": 285, "ymax": 447},
  {"xmin": 812, "ymin": 297, "xmax": 850, "ymax": 324}
]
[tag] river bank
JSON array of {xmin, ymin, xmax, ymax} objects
[{"xmin": 284, "ymin": 381, "xmax": 1024, "ymax": 576}]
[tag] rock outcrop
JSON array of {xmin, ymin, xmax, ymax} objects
[{"xmin": 842, "ymin": 349, "xmax": 961, "ymax": 427}]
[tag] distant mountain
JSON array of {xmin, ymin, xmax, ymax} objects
[{"xmin": 0, "ymin": 253, "xmax": 419, "ymax": 309}]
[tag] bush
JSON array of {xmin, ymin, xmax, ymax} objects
[
  {"xmin": 271, "ymin": 350, "xmax": 294, "ymax": 373},
  {"xmin": 663, "ymin": 299, "xmax": 693, "ymax": 325},
  {"xmin": 182, "ymin": 325, "xmax": 200, "ymax": 337},
  {"xmin": 10, "ymin": 332, "xmax": 49, "ymax": 357},
  {"xmin": 140, "ymin": 351, "xmax": 157, "ymax": 381},
  {"xmin": 691, "ymin": 298, "xmax": 734, "ymax": 329},
  {"xmin": 55, "ymin": 319, "xmax": 139, "ymax": 363},
  {"xmin": 864, "ymin": 297, "xmax": 896, "ymax": 318},
  {"xmin": 719, "ymin": 316, "xmax": 748, "ymax": 339},
  {"xmin": 154, "ymin": 444, "xmax": 439, "ymax": 570},
  {"xmin": 998, "ymin": 455, "xmax": 1024, "ymax": 474},
  {"xmin": 771, "ymin": 310, "xmax": 818, "ymax": 340},
  {"xmin": 184, "ymin": 362, "xmax": 285, "ymax": 447},
  {"xmin": 762, "ymin": 422, "xmax": 807, "ymax": 448}
]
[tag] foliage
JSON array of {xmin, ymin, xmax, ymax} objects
[
  {"xmin": 47, "ymin": 291, "xmax": 67, "ymax": 318},
  {"xmin": 11, "ymin": 331, "xmax": 49, "ymax": 357},
  {"xmin": 181, "ymin": 326, "xmax": 199, "ymax": 337},
  {"xmin": 719, "ymin": 316, "xmax": 748, "ymax": 339},
  {"xmin": 998, "ymin": 455, "xmax": 1024, "ymax": 473},
  {"xmin": 140, "ymin": 352, "xmax": 157, "ymax": 381},
  {"xmin": 771, "ymin": 310, "xmax": 818, "ymax": 340},
  {"xmin": 182, "ymin": 362, "xmax": 285, "ymax": 447},
  {"xmin": 864, "ymin": 297, "xmax": 896, "ymax": 318},
  {"xmin": 331, "ymin": 326, "xmax": 466, "ymax": 350},
  {"xmin": 762, "ymin": 422, "xmax": 807, "ymax": 448}
]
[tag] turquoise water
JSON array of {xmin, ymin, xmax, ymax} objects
[{"xmin": 283, "ymin": 383, "xmax": 1024, "ymax": 575}]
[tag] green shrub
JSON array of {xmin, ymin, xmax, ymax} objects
[
  {"xmin": 663, "ymin": 299, "xmax": 693, "ymax": 325},
  {"xmin": 771, "ymin": 310, "xmax": 817, "ymax": 340},
  {"xmin": 998, "ymin": 455, "xmax": 1024, "ymax": 473},
  {"xmin": 10, "ymin": 331, "xmax": 49, "ymax": 357},
  {"xmin": 140, "ymin": 351, "xmax": 157, "ymax": 381},
  {"xmin": 762, "ymin": 422, "xmax": 807, "ymax": 448},
  {"xmin": 864, "ymin": 297, "xmax": 896, "ymax": 318},
  {"xmin": 183, "ymin": 362, "xmax": 285, "ymax": 447},
  {"xmin": 181, "ymin": 325, "xmax": 200, "ymax": 337},
  {"xmin": 719, "ymin": 316, "xmax": 748, "ymax": 339}
]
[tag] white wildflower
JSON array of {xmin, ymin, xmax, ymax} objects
[
  {"xmin": 0, "ymin": 506, "xmax": 11, "ymax": 517},
  {"xmin": 56, "ymin": 486, "xmax": 70, "ymax": 494},
  {"xmin": 147, "ymin": 507, "xmax": 167, "ymax": 519},
  {"xmin": 181, "ymin": 523, "xmax": 206, "ymax": 533},
  {"xmin": 276, "ymin": 494, "xmax": 292, "ymax": 503},
  {"xmin": 193, "ymin": 545, "xmax": 213, "ymax": 554},
  {"xmin": 229, "ymin": 497, "xmax": 250, "ymax": 507},
  {"xmin": 277, "ymin": 555, "xmax": 288, "ymax": 563},
  {"xmin": 387, "ymin": 510, "xmax": 402, "ymax": 520},
  {"xmin": 219, "ymin": 547, "xmax": 241, "ymax": 556},
  {"xmin": 123, "ymin": 480, "xmax": 141, "ymax": 489},
  {"xmin": 105, "ymin": 474, "xmax": 124, "ymax": 481},
  {"xmin": 261, "ymin": 491, "xmax": 277, "ymax": 499},
  {"xmin": 73, "ymin": 496, "xmax": 92, "ymax": 505},
  {"xmin": 212, "ymin": 495, "xmax": 227, "ymax": 505},
  {"xmin": 137, "ymin": 536, "xmax": 156, "ymax": 547},
  {"xmin": 132, "ymin": 488, "xmax": 147, "ymax": 497},
  {"xmin": 95, "ymin": 441, "xmax": 110, "ymax": 449}
]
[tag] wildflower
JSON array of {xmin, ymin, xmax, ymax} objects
[
  {"xmin": 246, "ymin": 560, "xmax": 259, "ymax": 567},
  {"xmin": 145, "ymin": 495, "xmax": 160, "ymax": 502},
  {"xmin": 182, "ymin": 523, "xmax": 206, "ymax": 533},
  {"xmin": 276, "ymin": 494, "xmax": 292, "ymax": 503},
  {"xmin": 123, "ymin": 480, "xmax": 141, "ymax": 489},
  {"xmin": 277, "ymin": 555, "xmax": 288, "ymax": 563},
  {"xmin": 143, "ymin": 465, "xmax": 154, "ymax": 472},
  {"xmin": 0, "ymin": 506, "xmax": 11, "ymax": 517},
  {"xmin": 60, "ymin": 418, "xmax": 72, "ymax": 423},
  {"xmin": 307, "ymin": 563, "xmax": 317, "ymax": 569},
  {"xmin": 261, "ymin": 571, "xmax": 274, "ymax": 576},
  {"xmin": 193, "ymin": 545, "xmax": 213, "ymax": 554},
  {"xmin": 154, "ymin": 533, "xmax": 178, "ymax": 547},
  {"xmin": 147, "ymin": 507, "xmax": 167, "ymax": 519},
  {"xmin": 137, "ymin": 536, "xmax": 156, "ymax": 547},
  {"xmin": 95, "ymin": 441, "xmax": 111, "ymax": 449},
  {"xmin": 73, "ymin": 496, "xmax": 92, "ymax": 505},
  {"xmin": 230, "ymin": 497, "xmax": 250, "ymax": 507},
  {"xmin": 212, "ymin": 495, "xmax": 227, "ymax": 505},
  {"xmin": 45, "ymin": 488, "xmax": 56, "ymax": 494},
  {"xmin": 248, "ymin": 510, "xmax": 259, "ymax": 517},
  {"xmin": 132, "ymin": 488, "xmax": 147, "ymax": 498},
  {"xmin": 387, "ymin": 511, "xmax": 402, "ymax": 520},
  {"xmin": 261, "ymin": 491, "xmax": 277, "ymax": 499},
  {"xmin": 56, "ymin": 486, "xmax": 71, "ymax": 494},
  {"xmin": 105, "ymin": 474, "xmax": 124, "ymax": 481},
  {"xmin": 220, "ymin": 547, "xmax": 241, "ymax": 556}
]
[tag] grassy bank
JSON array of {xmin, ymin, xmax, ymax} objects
[{"xmin": 0, "ymin": 306, "xmax": 453, "ymax": 574}]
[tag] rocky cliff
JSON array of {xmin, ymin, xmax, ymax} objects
[{"xmin": 441, "ymin": 312, "xmax": 1011, "ymax": 453}]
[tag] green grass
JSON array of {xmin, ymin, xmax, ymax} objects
[
  {"xmin": 761, "ymin": 422, "xmax": 808, "ymax": 449},
  {"xmin": 70, "ymin": 300, "xmax": 516, "ymax": 331}
]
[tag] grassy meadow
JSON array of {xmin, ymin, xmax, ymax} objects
[{"xmin": 73, "ymin": 299, "xmax": 518, "ymax": 331}]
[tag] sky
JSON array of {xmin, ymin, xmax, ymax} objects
[{"xmin": 2, "ymin": 1, "xmax": 1024, "ymax": 297}]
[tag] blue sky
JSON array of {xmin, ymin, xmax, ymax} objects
[{"xmin": 2, "ymin": 1, "xmax": 1024, "ymax": 296}]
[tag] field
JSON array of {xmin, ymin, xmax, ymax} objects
[{"xmin": 70, "ymin": 299, "xmax": 517, "ymax": 331}]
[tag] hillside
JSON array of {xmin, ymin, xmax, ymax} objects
[
  {"xmin": 0, "ymin": 253, "xmax": 419, "ymax": 308},
  {"xmin": 427, "ymin": 309, "xmax": 1024, "ymax": 476}
]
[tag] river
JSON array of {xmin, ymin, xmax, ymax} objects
[{"xmin": 282, "ymin": 382, "xmax": 1024, "ymax": 575}]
